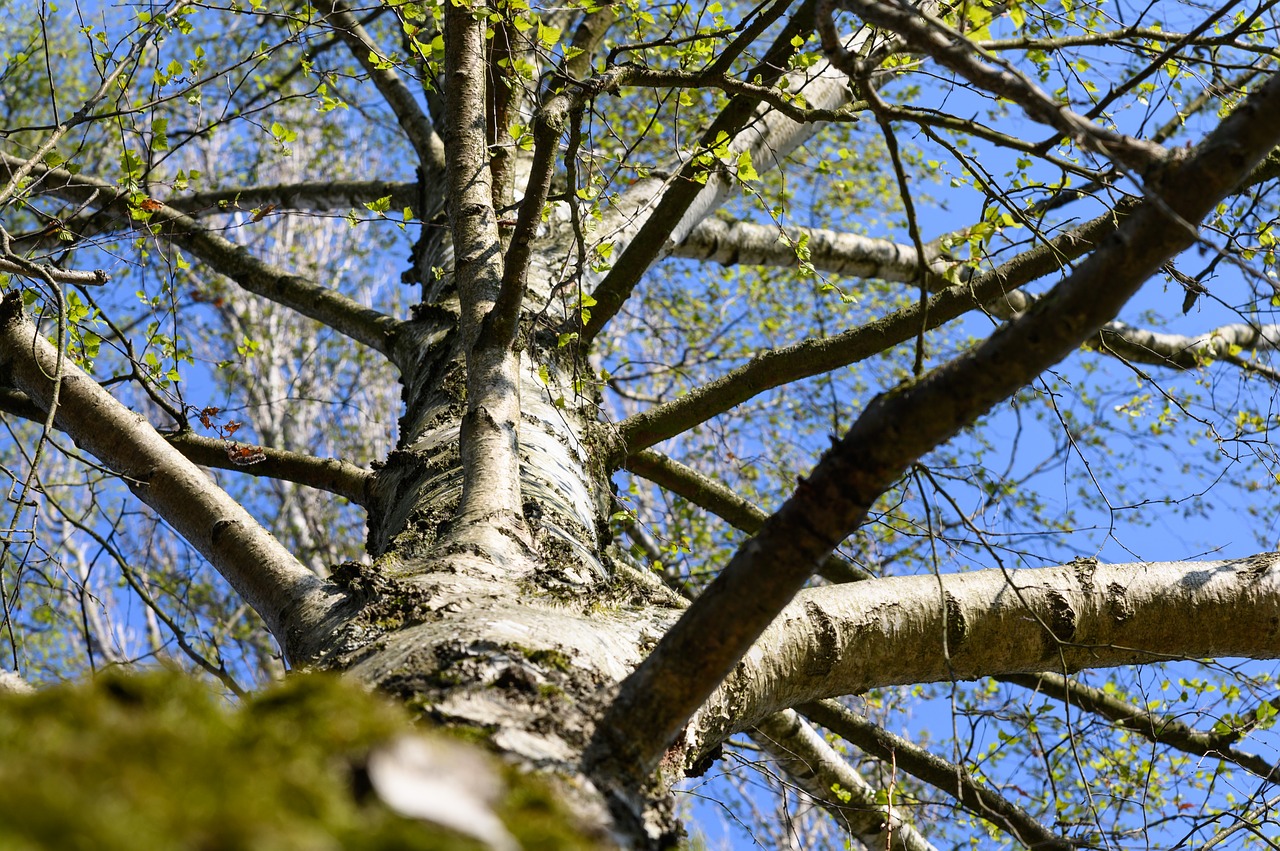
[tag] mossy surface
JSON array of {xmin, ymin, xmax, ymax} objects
[{"xmin": 0, "ymin": 670, "xmax": 596, "ymax": 850}]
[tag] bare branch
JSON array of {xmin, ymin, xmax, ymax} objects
[
  {"xmin": 0, "ymin": 292, "xmax": 341, "ymax": 657},
  {"xmin": 593, "ymin": 69, "xmax": 1280, "ymax": 781},
  {"xmin": 801, "ymin": 700, "xmax": 1072, "ymax": 851}
]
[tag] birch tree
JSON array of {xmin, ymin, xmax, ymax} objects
[{"xmin": 3, "ymin": 0, "xmax": 1280, "ymax": 846}]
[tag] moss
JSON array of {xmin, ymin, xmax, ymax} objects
[
  {"xmin": 0, "ymin": 670, "xmax": 597, "ymax": 850},
  {"xmin": 525, "ymin": 648, "xmax": 573, "ymax": 674}
]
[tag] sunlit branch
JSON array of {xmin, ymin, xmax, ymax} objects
[
  {"xmin": 1003, "ymin": 672, "xmax": 1280, "ymax": 784},
  {"xmin": 624, "ymin": 449, "xmax": 869, "ymax": 584},
  {"xmin": 0, "ymin": 258, "xmax": 108, "ymax": 286},
  {"xmin": 0, "ymin": 293, "xmax": 341, "ymax": 656},
  {"xmin": 1090, "ymin": 321, "xmax": 1280, "ymax": 377},
  {"xmin": 442, "ymin": 0, "xmax": 527, "ymax": 533},
  {"xmin": 594, "ymin": 70, "xmax": 1280, "ymax": 781},
  {"xmin": 669, "ymin": 217, "xmax": 956, "ymax": 282},
  {"xmin": 752, "ymin": 710, "xmax": 938, "ymax": 851},
  {"xmin": 0, "ymin": 152, "xmax": 402, "ymax": 358},
  {"xmin": 801, "ymin": 700, "xmax": 1072, "ymax": 851},
  {"xmin": 691, "ymin": 553, "xmax": 1280, "ymax": 753}
]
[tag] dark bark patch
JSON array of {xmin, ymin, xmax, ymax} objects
[
  {"xmin": 1043, "ymin": 590, "xmax": 1077, "ymax": 646},
  {"xmin": 1239, "ymin": 552, "xmax": 1280, "ymax": 584},
  {"xmin": 210, "ymin": 518, "xmax": 237, "ymax": 546},
  {"xmin": 1105, "ymin": 582, "xmax": 1133, "ymax": 622},
  {"xmin": 1070, "ymin": 555, "xmax": 1097, "ymax": 590},
  {"xmin": 802, "ymin": 600, "xmax": 842, "ymax": 678},
  {"xmin": 330, "ymin": 561, "xmax": 435, "ymax": 632},
  {"xmin": 944, "ymin": 591, "xmax": 968, "ymax": 651}
]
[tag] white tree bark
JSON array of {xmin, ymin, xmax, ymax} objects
[{"xmin": 690, "ymin": 554, "xmax": 1280, "ymax": 754}]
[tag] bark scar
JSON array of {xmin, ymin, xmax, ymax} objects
[
  {"xmin": 802, "ymin": 600, "xmax": 842, "ymax": 678},
  {"xmin": 211, "ymin": 518, "xmax": 237, "ymax": 545}
]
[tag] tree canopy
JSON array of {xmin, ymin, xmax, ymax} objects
[{"xmin": 2, "ymin": 0, "xmax": 1280, "ymax": 847}]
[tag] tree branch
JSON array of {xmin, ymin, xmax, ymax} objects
[
  {"xmin": 624, "ymin": 449, "xmax": 869, "ymax": 584},
  {"xmin": 618, "ymin": 142, "xmax": 1280, "ymax": 457},
  {"xmin": 1091, "ymin": 321, "xmax": 1280, "ymax": 374},
  {"xmin": 0, "ymin": 153, "xmax": 403, "ymax": 358},
  {"xmin": 593, "ymin": 69, "xmax": 1280, "ymax": 781},
  {"xmin": 441, "ymin": 0, "xmax": 527, "ymax": 535},
  {"xmin": 1003, "ymin": 671, "xmax": 1280, "ymax": 784},
  {"xmin": 582, "ymin": 0, "xmax": 835, "ymax": 343},
  {"xmin": 691, "ymin": 553, "xmax": 1280, "ymax": 752},
  {"xmin": 752, "ymin": 710, "xmax": 938, "ymax": 851},
  {"xmin": 315, "ymin": 0, "xmax": 447, "ymax": 178},
  {"xmin": 836, "ymin": 0, "xmax": 1167, "ymax": 174},
  {"xmin": 173, "ymin": 180, "xmax": 419, "ymax": 218},
  {"xmin": 9, "ymin": 180, "xmax": 421, "ymax": 255},
  {"xmin": 669, "ymin": 217, "xmax": 957, "ymax": 281},
  {"xmin": 0, "ymin": 293, "xmax": 341, "ymax": 658},
  {"xmin": 614, "ymin": 202, "xmax": 1129, "ymax": 457},
  {"xmin": 0, "ymin": 387, "xmax": 372, "ymax": 504},
  {"xmin": 801, "ymin": 700, "xmax": 1073, "ymax": 851}
]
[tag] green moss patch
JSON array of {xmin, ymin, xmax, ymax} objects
[{"xmin": 0, "ymin": 670, "xmax": 595, "ymax": 850}]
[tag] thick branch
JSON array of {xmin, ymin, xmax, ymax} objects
[
  {"xmin": 801, "ymin": 700, "xmax": 1072, "ymax": 851},
  {"xmin": 594, "ymin": 70, "xmax": 1280, "ymax": 780},
  {"xmin": 669, "ymin": 217, "xmax": 956, "ymax": 281},
  {"xmin": 694, "ymin": 553, "xmax": 1280, "ymax": 749},
  {"xmin": 173, "ymin": 180, "xmax": 418, "ymax": 218},
  {"xmin": 752, "ymin": 710, "xmax": 937, "ymax": 851},
  {"xmin": 442, "ymin": 0, "xmax": 526, "ymax": 531},
  {"xmin": 0, "ymin": 293, "xmax": 338, "ymax": 656},
  {"xmin": 0, "ymin": 258, "xmax": 108, "ymax": 286}
]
